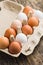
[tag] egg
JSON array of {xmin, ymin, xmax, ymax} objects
[
  {"xmin": 0, "ymin": 37, "xmax": 9, "ymax": 49},
  {"xmin": 17, "ymin": 12, "xmax": 27, "ymax": 25},
  {"xmin": 33, "ymin": 10, "xmax": 43, "ymax": 19},
  {"xmin": 16, "ymin": 33, "xmax": 27, "ymax": 44},
  {"xmin": 11, "ymin": 20, "xmax": 22, "ymax": 31},
  {"xmin": 28, "ymin": 16, "xmax": 39, "ymax": 27},
  {"xmin": 4, "ymin": 28, "xmax": 16, "ymax": 39},
  {"xmin": 23, "ymin": 6, "xmax": 34, "ymax": 15},
  {"xmin": 22, "ymin": 25, "xmax": 33, "ymax": 35},
  {"xmin": 8, "ymin": 41, "xmax": 22, "ymax": 54}
]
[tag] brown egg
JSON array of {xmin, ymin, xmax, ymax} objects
[
  {"xmin": 8, "ymin": 41, "xmax": 22, "ymax": 54},
  {"xmin": 11, "ymin": 20, "xmax": 22, "ymax": 32},
  {"xmin": 4, "ymin": 28, "xmax": 16, "ymax": 39},
  {"xmin": 0, "ymin": 37, "xmax": 9, "ymax": 49},
  {"xmin": 22, "ymin": 25, "xmax": 33, "ymax": 35},
  {"xmin": 23, "ymin": 6, "xmax": 34, "ymax": 15},
  {"xmin": 28, "ymin": 16, "xmax": 39, "ymax": 27}
]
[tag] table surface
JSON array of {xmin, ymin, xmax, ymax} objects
[{"xmin": 0, "ymin": 0, "xmax": 43, "ymax": 65}]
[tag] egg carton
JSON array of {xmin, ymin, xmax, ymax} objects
[{"xmin": 0, "ymin": 0, "xmax": 43, "ymax": 57}]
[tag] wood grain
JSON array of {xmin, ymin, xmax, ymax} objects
[{"xmin": 0, "ymin": 0, "xmax": 43, "ymax": 65}]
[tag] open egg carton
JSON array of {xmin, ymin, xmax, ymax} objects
[{"xmin": 0, "ymin": 0, "xmax": 43, "ymax": 57}]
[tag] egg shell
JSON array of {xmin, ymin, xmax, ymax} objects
[
  {"xmin": 16, "ymin": 33, "xmax": 27, "ymax": 44},
  {"xmin": 33, "ymin": 10, "xmax": 43, "ymax": 19},
  {"xmin": 22, "ymin": 25, "xmax": 33, "ymax": 35},
  {"xmin": 17, "ymin": 12, "xmax": 27, "ymax": 23},
  {"xmin": 0, "ymin": 37, "xmax": 9, "ymax": 49},
  {"xmin": 11, "ymin": 20, "xmax": 22, "ymax": 31},
  {"xmin": 28, "ymin": 16, "xmax": 39, "ymax": 27},
  {"xmin": 8, "ymin": 41, "xmax": 22, "ymax": 54},
  {"xmin": 23, "ymin": 6, "xmax": 34, "ymax": 15},
  {"xmin": 4, "ymin": 28, "xmax": 16, "ymax": 39}
]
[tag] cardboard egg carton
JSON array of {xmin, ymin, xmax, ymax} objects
[{"xmin": 0, "ymin": 0, "xmax": 43, "ymax": 57}]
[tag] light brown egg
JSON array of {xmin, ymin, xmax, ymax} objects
[
  {"xmin": 0, "ymin": 37, "xmax": 9, "ymax": 49},
  {"xmin": 23, "ymin": 6, "xmax": 34, "ymax": 15},
  {"xmin": 4, "ymin": 28, "xmax": 16, "ymax": 39},
  {"xmin": 22, "ymin": 25, "xmax": 33, "ymax": 35},
  {"xmin": 8, "ymin": 41, "xmax": 22, "ymax": 54},
  {"xmin": 11, "ymin": 20, "xmax": 22, "ymax": 32},
  {"xmin": 28, "ymin": 16, "xmax": 39, "ymax": 27}
]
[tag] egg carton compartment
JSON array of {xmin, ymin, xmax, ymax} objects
[{"xmin": 0, "ymin": 0, "xmax": 43, "ymax": 57}]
